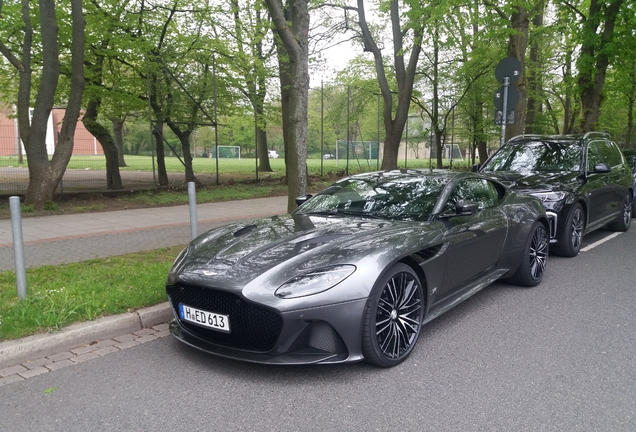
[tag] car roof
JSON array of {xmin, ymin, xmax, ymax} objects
[
  {"xmin": 507, "ymin": 132, "xmax": 612, "ymax": 145},
  {"xmin": 348, "ymin": 169, "xmax": 475, "ymax": 182}
]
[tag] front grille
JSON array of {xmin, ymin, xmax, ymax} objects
[{"xmin": 167, "ymin": 284, "xmax": 283, "ymax": 352}]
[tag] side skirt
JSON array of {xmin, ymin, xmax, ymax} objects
[{"xmin": 423, "ymin": 268, "xmax": 509, "ymax": 325}]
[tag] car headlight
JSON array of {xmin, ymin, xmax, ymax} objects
[
  {"xmin": 530, "ymin": 191, "xmax": 568, "ymax": 202},
  {"xmin": 275, "ymin": 265, "xmax": 356, "ymax": 299}
]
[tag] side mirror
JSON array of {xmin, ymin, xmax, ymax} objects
[
  {"xmin": 593, "ymin": 163, "xmax": 611, "ymax": 173},
  {"xmin": 471, "ymin": 163, "xmax": 480, "ymax": 172},
  {"xmin": 295, "ymin": 194, "xmax": 313, "ymax": 207},
  {"xmin": 456, "ymin": 200, "xmax": 479, "ymax": 215}
]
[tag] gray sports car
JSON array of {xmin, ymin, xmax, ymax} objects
[{"xmin": 167, "ymin": 170, "xmax": 549, "ymax": 367}]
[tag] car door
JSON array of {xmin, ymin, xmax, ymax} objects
[
  {"xmin": 437, "ymin": 178, "xmax": 508, "ymax": 297},
  {"xmin": 606, "ymin": 142, "xmax": 631, "ymax": 214},
  {"xmin": 585, "ymin": 140, "xmax": 613, "ymax": 224}
]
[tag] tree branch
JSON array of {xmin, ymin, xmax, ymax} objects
[{"xmin": 0, "ymin": 40, "xmax": 24, "ymax": 71}]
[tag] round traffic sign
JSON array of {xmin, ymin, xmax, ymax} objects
[
  {"xmin": 495, "ymin": 57, "xmax": 522, "ymax": 84},
  {"xmin": 493, "ymin": 85, "xmax": 520, "ymax": 110}
]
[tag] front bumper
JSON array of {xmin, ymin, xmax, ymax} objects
[{"xmin": 168, "ymin": 291, "xmax": 368, "ymax": 365}]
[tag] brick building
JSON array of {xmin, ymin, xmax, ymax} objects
[{"xmin": 0, "ymin": 105, "xmax": 103, "ymax": 157}]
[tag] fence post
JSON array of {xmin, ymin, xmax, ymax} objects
[
  {"xmin": 188, "ymin": 182, "xmax": 198, "ymax": 240},
  {"xmin": 10, "ymin": 196, "xmax": 27, "ymax": 300}
]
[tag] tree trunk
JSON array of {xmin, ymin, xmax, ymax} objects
[
  {"xmin": 627, "ymin": 60, "xmax": 635, "ymax": 148},
  {"xmin": 153, "ymin": 120, "xmax": 169, "ymax": 186},
  {"xmin": 83, "ymin": 100, "xmax": 123, "ymax": 189},
  {"xmin": 356, "ymin": 0, "xmax": 422, "ymax": 171},
  {"xmin": 111, "ymin": 117, "xmax": 128, "ymax": 167},
  {"xmin": 577, "ymin": 0, "xmax": 624, "ymax": 132},
  {"xmin": 505, "ymin": 6, "xmax": 529, "ymax": 139},
  {"xmin": 167, "ymin": 121, "xmax": 195, "ymax": 183},
  {"xmin": 2, "ymin": 0, "xmax": 85, "ymax": 209},
  {"xmin": 524, "ymin": 3, "xmax": 544, "ymax": 134},
  {"xmin": 266, "ymin": 0, "xmax": 310, "ymax": 212},
  {"xmin": 257, "ymin": 126, "xmax": 272, "ymax": 172}
]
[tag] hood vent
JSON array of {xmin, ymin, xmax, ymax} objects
[{"xmin": 233, "ymin": 224, "xmax": 258, "ymax": 237}]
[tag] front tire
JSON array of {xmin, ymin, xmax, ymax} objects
[
  {"xmin": 362, "ymin": 263, "xmax": 424, "ymax": 367},
  {"xmin": 607, "ymin": 193, "xmax": 632, "ymax": 232},
  {"xmin": 552, "ymin": 203, "xmax": 585, "ymax": 257},
  {"xmin": 508, "ymin": 221, "xmax": 549, "ymax": 287}
]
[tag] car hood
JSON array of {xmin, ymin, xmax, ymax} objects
[
  {"xmin": 169, "ymin": 214, "xmax": 443, "ymax": 306},
  {"xmin": 483, "ymin": 170, "xmax": 580, "ymax": 194}
]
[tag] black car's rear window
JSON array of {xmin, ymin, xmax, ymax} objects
[{"xmin": 482, "ymin": 140, "xmax": 581, "ymax": 173}]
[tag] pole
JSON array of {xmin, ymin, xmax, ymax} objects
[
  {"xmin": 188, "ymin": 182, "xmax": 198, "ymax": 240},
  {"xmin": 377, "ymin": 93, "xmax": 381, "ymax": 171},
  {"xmin": 346, "ymin": 85, "xmax": 350, "ymax": 177},
  {"xmin": 450, "ymin": 107, "xmax": 455, "ymax": 169},
  {"xmin": 213, "ymin": 56, "xmax": 220, "ymax": 185},
  {"xmin": 405, "ymin": 117, "xmax": 408, "ymax": 169},
  {"xmin": 253, "ymin": 78, "xmax": 258, "ymax": 181},
  {"xmin": 10, "ymin": 197, "xmax": 27, "ymax": 300},
  {"xmin": 500, "ymin": 76, "xmax": 510, "ymax": 147},
  {"xmin": 321, "ymin": 81, "xmax": 324, "ymax": 177}
]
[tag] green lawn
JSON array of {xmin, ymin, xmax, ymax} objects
[
  {"xmin": 0, "ymin": 246, "xmax": 184, "ymax": 341},
  {"xmin": 0, "ymin": 155, "xmax": 473, "ymax": 175}
]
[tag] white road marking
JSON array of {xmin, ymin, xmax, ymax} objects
[{"xmin": 580, "ymin": 232, "xmax": 623, "ymax": 252}]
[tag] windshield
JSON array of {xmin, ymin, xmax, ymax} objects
[
  {"xmin": 294, "ymin": 174, "xmax": 448, "ymax": 221},
  {"xmin": 482, "ymin": 140, "xmax": 581, "ymax": 173}
]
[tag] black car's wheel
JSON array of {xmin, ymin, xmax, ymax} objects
[
  {"xmin": 362, "ymin": 263, "xmax": 424, "ymax": 367},
  {"xmin": 608, "ymin": 194, "xmax": 632, "ymax": 232},
  {"xmin": 552, "ymin": 203, "xmax": 585, "ymax": 257},
  {"xmin": 508, "ymin": 221, "xmax": 549, "ymax": 287}
]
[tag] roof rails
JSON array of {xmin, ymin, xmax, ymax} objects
[
  {"xmin": 507, "ymin": 134, "xmax": 580, "ymax": 142},
  {"xmin": 582, "ymin": 131, "xmax": 610, "ymax": 140}
]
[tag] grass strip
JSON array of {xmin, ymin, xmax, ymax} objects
[{"xmin": 0, "ymin": 245, "xmax": 185, "ymax": 341}]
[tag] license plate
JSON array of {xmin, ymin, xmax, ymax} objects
[{"xmin": 179, "ymin": 304, "xmax": 230, "ymax": 333}]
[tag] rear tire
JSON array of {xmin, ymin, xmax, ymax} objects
[
  {"xmin": 361, "ymin": 263, "xmax": 424, "ymax": 368},
  {"xmin": 607, "ymin": 194, "xmax": 632, "ymax": 232},
  {"xmin": 508, "ymin": 221, "xmax": 549, "ymax": 287},
  {"xmin": 552, "ymin": 203, "xmax": 584, "ymax": 257}
]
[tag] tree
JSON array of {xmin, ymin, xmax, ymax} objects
[
  {"xmin": 573, "ymin": 0, "xmax": 626, "ymax": 132},
  {"xmin": 265, "ymin": 0, "xmax": 310, "ymax": 212},
  {"xmin": 0, "ymin": 0, "xmax": 85, "ymax": 210},
  {"xmin": 350, "ymin": 0, "xmax": 423, "ymax": 170}
]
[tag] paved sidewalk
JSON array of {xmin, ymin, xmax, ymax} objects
[
  {"xmin": 0, "ymin": 196, "xmax": 288, "ymax": 271},
  {"xmin": 0, "ymin": 196, "xmax": 288, "ymax": 374}
]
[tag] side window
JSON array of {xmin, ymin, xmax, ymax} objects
[
  {"xmin": 444, "ymin": 178, "xmax": 497, "ymax": 213},
  {"xmin": 587, "ymin": 142, "xmax": 603, "ymax": 171},
  {"xmin": 607, "ymin": 142, "xmax": 623, "ymax": 167},
  {"xmin": 589, "ymin": 140, "xmax": 622, "ymax": 168}
]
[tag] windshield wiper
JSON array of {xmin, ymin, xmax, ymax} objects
[
  {"xmin": 339, "ymin": 210, "xmax": 383, "ymax": 219},
  {"xmin": 299, "ymin": 210, "xmax": 339, "ymax": 216}
]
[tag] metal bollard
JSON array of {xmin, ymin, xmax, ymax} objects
[
  {"xmin": 9, "ymin": 196, "xmax": 27, "ymax": 300},
  {"xmin": 188, "ymin": 182, "xmax": 198, "ymax": 240}
]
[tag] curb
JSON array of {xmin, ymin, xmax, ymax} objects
[{"xmin": 0, "ymin": 302, "xmax": 173, "ymax": 369}]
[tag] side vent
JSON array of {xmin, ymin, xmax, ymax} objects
[{"xmin": 417, "ymin": 244, "xmax": 443, "ymax": 262}]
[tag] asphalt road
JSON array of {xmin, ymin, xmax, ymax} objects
[{"xmin": 1, "ymin": 228, "xmax": 635, "ymax": 431}]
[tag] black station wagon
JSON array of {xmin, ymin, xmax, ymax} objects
[{"xmin": 476, "ymin": 132, "xmax": 633, "ymax": 257}]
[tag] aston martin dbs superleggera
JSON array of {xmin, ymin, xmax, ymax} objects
[{"xmin": 167, "ymin": 170, "xmax": 549, "ymax": 367}]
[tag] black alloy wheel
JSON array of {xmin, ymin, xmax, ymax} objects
[
  {"xmin": 608, "ymin": 194, "xmax": 632, "ymax": 232},
  {"xmin": 509, "ymin": 221, "xmax": 549, "ymax": 287},
  {"xmin": 553, "ymin": 203, "xmax": 584, "ymax": 257},
  {"xmin": 362, "ymin": 263, "xmax": 424, "ymax": 367}
]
